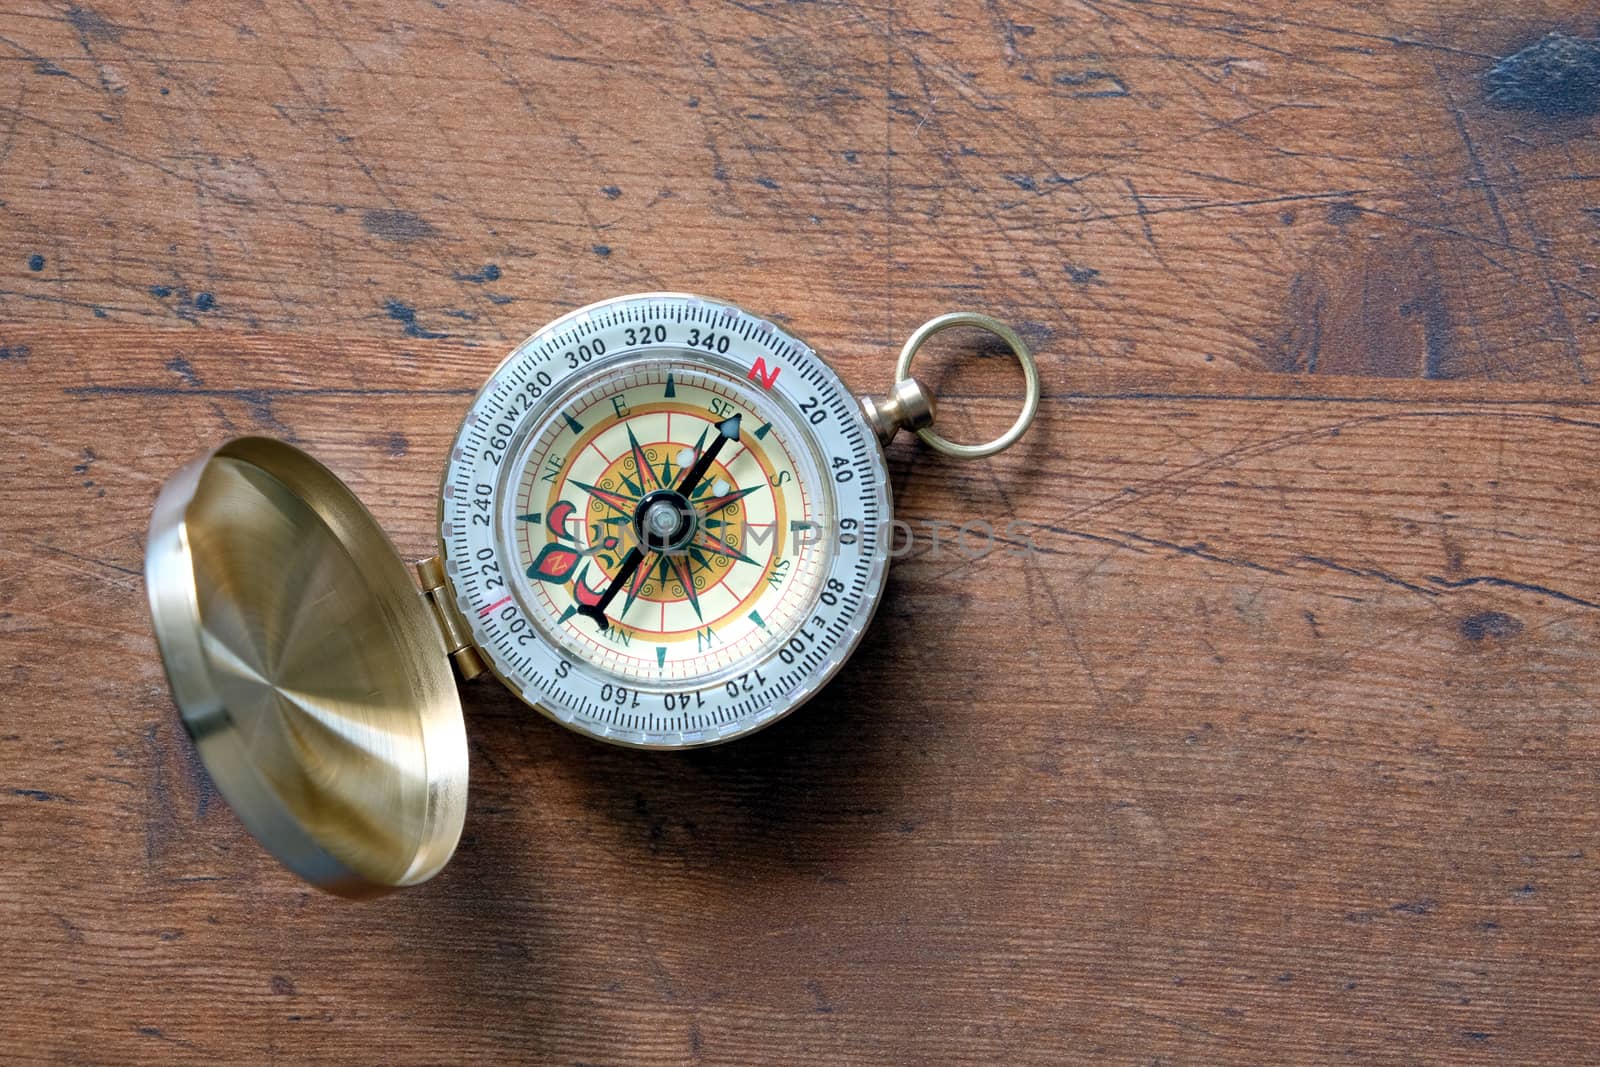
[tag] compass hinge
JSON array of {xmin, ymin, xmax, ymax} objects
[{"xmin": 415, "ymin": 555, "xmax": 487, "ymax": 682}]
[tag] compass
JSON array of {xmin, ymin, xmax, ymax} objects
[{"xmin": 145, "ymin": 292, "xmax": 1039, "ymax": 894}]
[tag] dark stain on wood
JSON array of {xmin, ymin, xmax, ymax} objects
[
  {"xmin": 1053, "ymin": 69, "xmax": 1130, "ymax": 99},
  {"xmin": 164, "ymin": 356, "xmax": 201, "ymax": 387},
  {"xmin": 149, "ymin": 287, "xmax": 219, "ymax": 322},
  {"xmin": 1267, "ymin": 235, "xmax": 1457, "ymax": 378},
  {"xmin": 1487, "ymin": 32, "xmax": 1600, "ymax": 117},
  {"xmin": 453, "ymin": 264, "xmax": 501, "ymax": 283},
  {"xmin": 1390, "ymin": 899, "xmax": 1438, "ymax": 916},
  {"xmin": 383, "ymin": 298, "xmax": 446, "ymax": 339},
  {"xmin": 65, "ymin": 5, "xmax": 122, "ymax": 42},
  {"xmin": 1326, "ymin": 201, "xmax": 1363, "ymax": 227},
  {"xmin": 1460, "ymin": 610, "xmax": 1524, "ymax": 642},
  {"xmin": 362, "ymin": 209, "xmax": 440, "ymax": 243},
  {"xmin": 368, "ymin": 430, "xmax": 408, "ymax": 457}
]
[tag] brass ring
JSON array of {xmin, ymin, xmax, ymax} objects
[{"xmin": 894, "ymin": 312, "xmax": 1040, "ymax": 460}]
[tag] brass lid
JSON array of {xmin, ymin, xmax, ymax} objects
[{"xmin": 144, "ymin": 437, "xmax": 468, "ymax": 897}]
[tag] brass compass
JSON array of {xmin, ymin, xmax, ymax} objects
[{"xmin": 145, "ymin": 293, "xmax": 1039, "ymax": 895}]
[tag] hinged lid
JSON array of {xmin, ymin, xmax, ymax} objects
[{"xmin": 144, "ymin": 437, "xmax": 468, "ymax": 897}]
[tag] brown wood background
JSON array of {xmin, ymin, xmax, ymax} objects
[{"xmin": 3, "ymin": 1, "xmax": 1600, "ymax": 1063}]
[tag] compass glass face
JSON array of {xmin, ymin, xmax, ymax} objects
[
  {"xmin": 439, "ymin": 294, "xmax": 891, "ymax": 748},
  {"xmin": 507, "ymin": 360, "xmax": 828, "ymax": 685}
]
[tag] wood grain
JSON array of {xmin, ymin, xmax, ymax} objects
[{"xmin": 3, "ymin": 1, "xmax": 1600, "ymax": 1064}]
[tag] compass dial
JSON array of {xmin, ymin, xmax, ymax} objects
[
  {"xmin": 439, "ymin": 294, "xmax": 891, "ymax": 748},
  {"xmin": 509, "ymin": 361, "xmax": 827, "ymax": 684}
]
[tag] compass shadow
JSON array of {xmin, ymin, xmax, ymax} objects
[
  {"xmin": 529, "ymin": 629, "xmax": 904, "ymax": 884},
  {"xmin": 569, "ymin": 638, "xmax": 902, "ymax": 880}
]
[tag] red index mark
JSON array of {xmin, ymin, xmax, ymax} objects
[
  {"xmin": 478, "ymin": 595, "xmax": 512, "ymax": 618},
  {"xmin": 747, "ymin": 357, "xmax": 780, "ymax": 390}
]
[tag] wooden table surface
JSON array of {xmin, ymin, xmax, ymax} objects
[{"xmin": 4, "ymin": 2, "xmax": 1600, "ymax": 1063}]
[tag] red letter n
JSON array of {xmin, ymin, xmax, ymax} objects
[{"xmin": 747, "ymin": 357, "xmax": 781, "ymax": 390}]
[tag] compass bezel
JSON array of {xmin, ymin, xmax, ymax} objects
[{"xmin": 436, "ymin": 293, "xmax": 893, "ymax": 749}]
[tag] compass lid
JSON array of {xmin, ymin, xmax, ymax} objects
[{"xmin": 144, "ymin": 437, "xmax": 468, "ymax": 897}]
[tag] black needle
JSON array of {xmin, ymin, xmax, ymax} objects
[
  {"xmin": 577, "ymin": 414, "xmax": 741, "ymax": 630},
  {"xmin": 674, "ymin": 414, "xmax": 740, "ymax": 497},
  {"xmin": 577, "ymin": 547, "xmax": 644, "ymax": 629}
]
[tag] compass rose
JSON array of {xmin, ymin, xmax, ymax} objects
[{"xmin": 525, "ymin": 415, "xmax": 761, "ymax": 629}]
